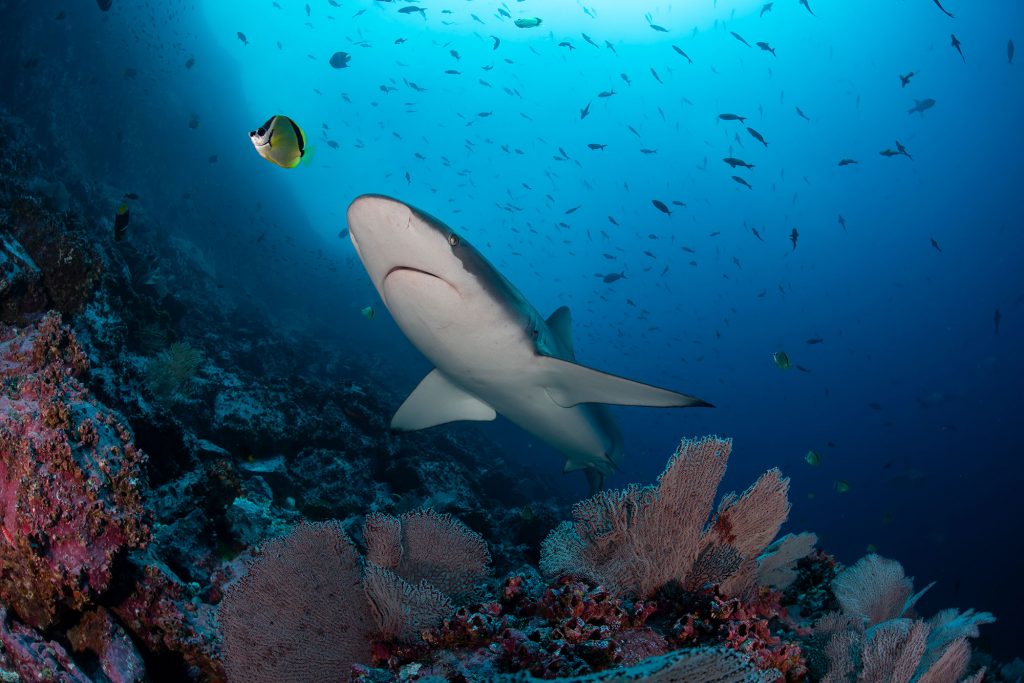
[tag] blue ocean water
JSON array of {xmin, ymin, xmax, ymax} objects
[{"xmin": 5, "ymin": 0, "xmax": 1022, "ymax": 660}]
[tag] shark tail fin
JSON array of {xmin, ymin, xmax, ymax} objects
[
  {"xmin": 541, "ymin": 357, "xmax": 712, "ymax": 409},
  {"xmin": 391, "ymin": 369, "xmax": 496, "ymax": 430}
]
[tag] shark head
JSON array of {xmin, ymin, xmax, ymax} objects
[
  {"xmin": 347, "ymin": 194, "xmax": 558, "ymax": 356},
  {"xmin": 348, "ymin": 194, "xmax": 463, "ymax": 304}
]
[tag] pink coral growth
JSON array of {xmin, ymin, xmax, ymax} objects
[
  {"xmin": 0, "ymin": 604, "xmax": 92, "ymax": 682},
  {"xmin": 113, "ymin": 563, "xmax": 223, "ymax": 680},
  {"xmin": 67, "ymin": 607, "xmax": 146, "ymax": 683},
  {"xmin": 666, "ymin": 584, "xmax": 808, "ymax": 681},
  {"xmin": 0, "ymin": 313, "xmax": 149, "ymax": 629}
]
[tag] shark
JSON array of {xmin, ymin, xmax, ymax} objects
[{"xmin": 346, "ymin": 195, "xmax": 711, "ymax": 489}]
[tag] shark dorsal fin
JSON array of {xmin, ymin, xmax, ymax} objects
[
  {"xmin": 391, "ymin": 369, "xmax": 497, "ymax": 431},
  {"xmin": 541, "ymin": 357, "xmax": 714, "ymax": 409},
  {"xmin": 545, "ymin": 306, "xmax": 574, "ymax": 358}
]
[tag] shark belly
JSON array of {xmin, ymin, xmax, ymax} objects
[{"xmin": 382, "ymin": 268, "xmax": 618, "ymax": 471}]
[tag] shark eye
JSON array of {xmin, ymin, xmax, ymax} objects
[{"xmin": 448, "ymin": 233, "xmax": 460, "ymax": 247}]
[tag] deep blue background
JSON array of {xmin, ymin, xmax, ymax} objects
[{"xmin": 5, "ymin": 0, "xmax": 1021, "ymax": 659}]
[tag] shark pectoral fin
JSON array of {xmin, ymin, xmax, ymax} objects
[
  {"xmin": 541, "ymin": 357, "xmax": 713, "ymax": 409},
  {"xmin": 391, "ymin": 369, "xmax": 497, "ymax": 431},
  {"xmin": 545, "ymin": 306, "xmax": 574, "ymax": 358}
]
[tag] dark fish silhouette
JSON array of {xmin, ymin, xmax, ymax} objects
[
  {"xmin": 838, "ymin": 214, "xmax": 847, "ymax": 232},
  {"xmin": 719, "ymin": 113, "xmax": 747, "ymax": 123},
  {"xmin": 747, "ymin": 127, "xmax": 769, "ymax": 147},
  {"xmin": 932, "ymin": 0, "xmax": 954, "ymax": 18},
  {"xmin": 1010, "ymin": 40, "xmax": 1015, "ymax": 65},
  {"xmin": 113, "ymin": 203, "xmax": 130, "ymax": 241},
  {"xmin": 732, "ymin": 175, "xmax": 753, "ymax": 189},
  {"xmin": 838, "ymin": 158, "xmax": 858, "ymax": 166},
  {"xmin": 790, "ymin": 228, "xmax": 799, "ymax": 250},
  {"xmin": 951, "ymin": 34, "xmax": 965, "ymax": 62},
  {"xmin": 795, "ymin": 106, "xmax": 810, "ymax": 121},
  {"xmin": 930, "ymin": 237, "xmax": 943, "ymax": 252},
  {"xmin": 580, "ymin": 101, "xmax": 591, "ymax": 119},
  {"xmin": 652, "ymin": 200, "xmax": 672, "ymax": 215},
  {"xmin": 756, "ymin": 41, "xmax": 776, "ymax": 56},
  {"xmin": 899, "ymin": 71, "xmax": 916, "ymax": 87},
  {"xmin": 603, "ymin": 271, "xmax": 626, "ymax": 283},
  {"xmin": 650, "ymin": 67, "xmax": 663, "ymax": 83},
  {"xmin": 672, "ymin": 45, "xmax": 693, "ymax": 63},
  {"xmin": 237, "ymin": 32, "xmax": 249, "ymax": 46},
  {"xmin": 723, "ymin": 157, "xmax": 755, "ymax": 169},
  {"xmin": 731, "ymin": 32, "xmax": 751, "ymax": 48},
  {"xmin": 587, "ymin": 143, "xmax": 607, "ymax": 150},
  {"xmin": 760, "ymin": 2, "xmax": 773, "ymax": 17},
  {"xmin": 799, "ymin": 0, "xmax": 815, "ymax": 16},
  {"xmin": 491, "ymin": 36, "xmax": 500, "ymax": 50},
  {"xmin": 752, "ymin": 227, "xmax": 764, "ymax": 241},
  {"xmin": 895, "ymin": 140, "xmax": 913, "ymax": 159},
  {"xmin": 908, "ymin": 98, "xmax": 936, "ymax": 115},
  {"xmin": 330, "ymin": 51, "xmax": 352, "ymax": 68}
]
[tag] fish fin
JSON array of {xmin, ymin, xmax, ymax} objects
[
  {"xmin": 391, "ymin": 369, "xmax": 496, "ymax": 430},
  {"xmin": 562, "ymin": 459, "xmax": 609, "ymax": 494},
  {"xmin": 545, "ymin": 306, "xmax": 574, "ymax": 358},
  {"xmin": 583, "ymin": 468, "xmax": 605, "ymax": 495},
  {"xmin": 562, "ymin": 458, "xmax": 588, "ymax": 473},
  {"xmin": 541, "ymin": 357, "xmax": 713, "ymax": 409},
  {"xmin": 301, "ymin": 144, "xmax": 315, "ymax": 166}
]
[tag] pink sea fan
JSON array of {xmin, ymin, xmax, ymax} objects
[
  {"xmin": 540, "ymin": 436, "xmax": 791, "ymax": 599},
  {"xmin": 362, "ymin": 563, "xmax": 453, "ymax": 643},
  {"xmin": 363, "ymin": 508, "xmax": 491, "ymax": 602},
  {"xmin": 831, "ymin": 554, "xmax": 931, "ymax": 626},
  {"xmin": 219, "ymin": 521, "xmax": 374, "ymax": 683}
]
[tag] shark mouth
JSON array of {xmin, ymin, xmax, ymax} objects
[{"xmin": 385, "ymin": 266, "xmax": 445, "ymax": 283}]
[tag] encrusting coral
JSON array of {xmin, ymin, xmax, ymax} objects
[{"xmin": 0, "ymin": 313, "xmax": 149, "ymax": 629}]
